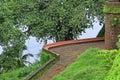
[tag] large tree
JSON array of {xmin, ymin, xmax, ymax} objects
[
  {"xmin": 0, "ymin": 0, "xmax": 33, "ymax": 72},
  {"xmin": 25, "ymin": 0, "xmax": 106, "ymax": 42},
  {"xmin": 0, "ymin": 0, "xmax": 106, "ymax": 42}
]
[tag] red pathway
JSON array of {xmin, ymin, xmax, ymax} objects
[{"xmin": 38, "ymin": 37, "xmax": 104, "ymax": 80}]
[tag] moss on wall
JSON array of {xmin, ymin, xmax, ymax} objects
[
  {"xmin": 103, "ymin": 1, "xmax": 120, "ymax": 13},
  {"xmin": 111, "ymin": 17, "xmax": 120, "ymax": 27}
]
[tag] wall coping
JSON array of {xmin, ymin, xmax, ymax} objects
[{"xmin": 44, "ymin": 37, "xmax": 104, "ymax": 50}]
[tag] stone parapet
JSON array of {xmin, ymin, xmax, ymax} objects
[{"xmin": 104, "ymin": 1, "xmax": 120, "ymax": 49}]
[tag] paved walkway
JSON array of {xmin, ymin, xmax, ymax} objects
[{"xmin": 38, "ymin": 40, "xmax": 104, "ymax": 80}]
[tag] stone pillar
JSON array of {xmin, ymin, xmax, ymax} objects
[{"xmin": 104, "ymin": 1, "xmax": 120, "ymax": 49}]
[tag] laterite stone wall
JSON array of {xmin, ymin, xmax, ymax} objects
[{"xmin": 105, "ymin": 1, "xmax": 120, "ymax": 49}]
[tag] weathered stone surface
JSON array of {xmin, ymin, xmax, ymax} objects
[{"xmin": 105, "ymin": 1, "xmax": 120, "ymax": 49}]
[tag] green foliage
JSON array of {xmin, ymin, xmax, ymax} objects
[
  {"xmin": 0, "ymin": 0, "xmax": 29, "ymax": 72},
  {"xmin": 52, "ymin": 48, "xmax": 120, "ymax": 80},
  {"xmin": 0, "ymin": 61, "xmax": 41, "ymax": 80},
  {"xmin": 98, "ymin": 49, "xmax": 119, "ymax": 70},
  {"xmin": 103, "ymin": 3, "xmax": 120, "ymax": 13},
  {"xmin": 0, "ymin": 48, "xmax": 33, "ymax": 72},
  {"xmin": 97, "ymin": 25, "xmax": 105, "ymax": 37},
  {"xmin": 27, "ymin": 0, "xmax": 105, "ymax": 41},
  {"xmin": 0, "ymin": 50, "xmax": 55, "ymax": 80},
  {"xmin": 52, "ymin": 48, "xmax": 111, "ymax": 80},
  {"xmin": 25, "ymin": 50, "xmax": 57, "ymax": 80},
  {"xmin": 103, "ymin": 1, "xmax": 120, "ymax": 27},
  {"xmin": 70, "ymin": 36, "xmax": 120, "ymax": 80},
  {"xmin": 105, "ymin": 35, "xmax": 120, "ymax": 79},
  {"xmin": 111, "ymin": 17, "xmax": 120, "ymax": 27},
  {"xmin": 40, "ymin": 50, "xmax": 55, "ymax": 64},
  {"xmin": 105, "ymin": 50, "xmax": 120, "ymax": 80},
  {"xmin": 18, "ymin": 67, "xmax": 31, "ymax": 78},
  {"xmin": 116, "ymin": 35, "xmax": 120, "ymax": 48}
]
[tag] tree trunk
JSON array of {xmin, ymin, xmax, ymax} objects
[{"xmin": 65, "ymin": 27, "xmax": 74, "ymax": 40}]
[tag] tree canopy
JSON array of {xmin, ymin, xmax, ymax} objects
[{"xmin": 28, "ymin": 0, "xmax": 106, "ymax": 41}]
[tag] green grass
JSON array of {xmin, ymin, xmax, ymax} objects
[
  {"xmin": 40, "ymin": 49, "xmax": 55, "ymax": 64},
  {"xmin": 0, "ymin": 49, "xmax": 55, "ymax": 80},
  {"xmin": 52, "ymin": 48, "xmax": 116, "ymax": 80},
  {"xmin": 105, "ymin": 50, "xmax": 120, "ymax": 80},
  {"xmin": 0, "ymin": 61, "xmax": 41, "ymax": 80},
  {"xmin": 30, "ymin": 50, "xmax": 57, "ymax": 80}
]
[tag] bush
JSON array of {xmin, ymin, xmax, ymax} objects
[
  {"xmin": 98, "ymin": 49, "xmax": 119, "ymax": 70},
  {"xmin": 105, "ymin": 50, "xmax": 120, "ymax": 80},
  {"xmin": 0, "ymin": 50, "xmax": 55, "ymax": 80},
  {"xmin": 0, "ymin": 62, "xmax": 41, "ymax": 80},
  {"xmin": 40, "ymin": 50, "xmax": 55, "ymax": 64}
]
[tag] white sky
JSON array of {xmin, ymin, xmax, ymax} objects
[{"xmin": 80, "ymin": 21, "xmax": 102, "ymax": 39}]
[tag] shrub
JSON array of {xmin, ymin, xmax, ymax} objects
[
  {"xmin": 40, "ymin": 50, "xmax": 55, "ymax": 64},
  {"xmin": 98, "ymin": 49, "xmax": 119, "ymax": 70},
  {"xmin": 0, "ymin": 62, "xmax": 41, "ymax": 80},
  {"xmin": 0, "ymin": 50, "xmax": 55, "ymax": 80},
  {"xmin": 105, "ymin": 50, "xmax": 120, "ymax": 80}
]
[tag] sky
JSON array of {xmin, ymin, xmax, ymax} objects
[{"xmin": 80, "ymin": 20, "xmax": 102, "ymax": 39}]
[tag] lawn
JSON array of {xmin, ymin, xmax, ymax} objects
[{"xmin": 52, "ymin": 48, "xmax": 119, "ymax": 80}]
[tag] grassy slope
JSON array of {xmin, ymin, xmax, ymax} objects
[
  {"xmin": 0, "ymin": 50, "xmax": 54, "ymax": 80},
  {"xmin": 52, "ymin": 48, "xmax": 109, "ymax": 80},
  {"xmin": 0, "ymin": 62, "xmax": 41, "ymax": 80},
  {"xmin": 105, "ymin": 50, "xmax": 120, "ymax": 80}
]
